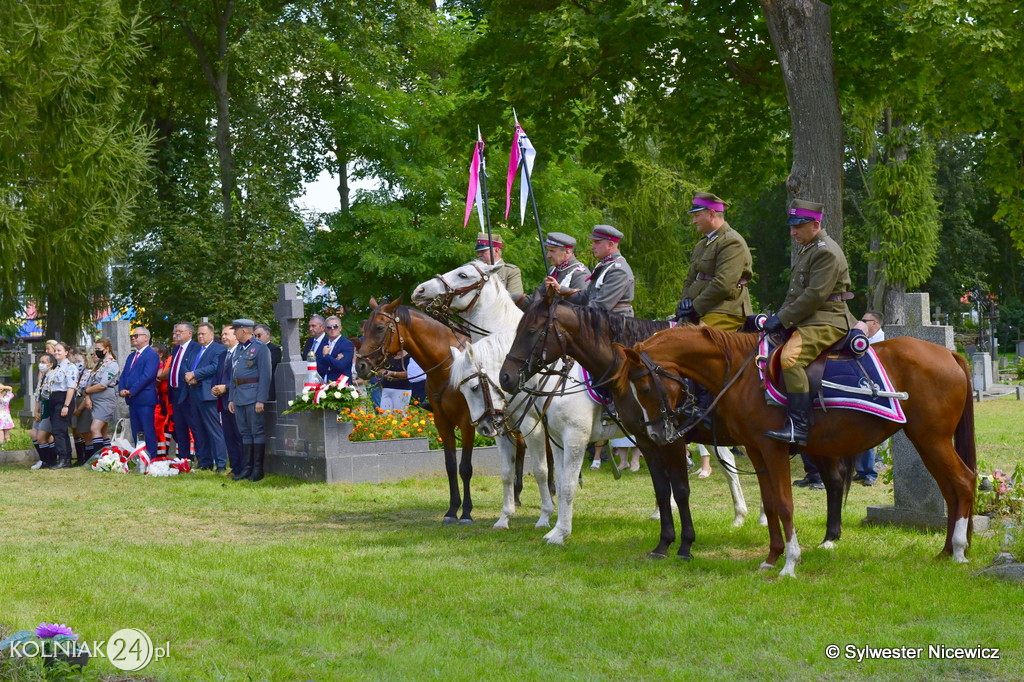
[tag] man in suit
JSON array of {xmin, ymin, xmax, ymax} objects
[
  {"xmin": 118, "ymin": 326, "xmax": 159, "ymax": 459},
  {"xmin": 212, "ymin": 324, "xmax": 244, "ymax": 476},
  {"xmin": 185, "ymin": 322, "xmax": 228, "ymax": 473},
  {"xmin": 228, "ymin": 319, "xmax": 272, "ymax": 481},
  {"xmin": 254, "ymin": 324, "xmax": 282, "ymax": 401},
  {"xmin": 168, "ymin": 322, "xmax": 207, "ymax": 467},
  {"xmin": 301, "ymin": 315, "xmax": 327, "ymax": 360},
  {"xmin": 316, "ymin": 315, "xmax": 356, "ymax": 383}
]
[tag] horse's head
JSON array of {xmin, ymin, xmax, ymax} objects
[
  {"xmin": 450, "ymin": 344, "xmax": 508, "ymax": 439},
  {"xmin": 617, "ymin": 345, "xmax": 693, "ymax": 445},
  {"xmin": 499, "ymin": 290, "xmax": 568, "ymax": 394},
  {"xmin": 411, "ymin": 261, "xmax": 502, "ymax": 313},
  {"xmin": 355, "ymin": 298, "xmax": 404, "ymax": 380}
]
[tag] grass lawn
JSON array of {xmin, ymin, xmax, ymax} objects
[{"xmin": 0, "ymin": 399, "xmax": 1021, "ymax": 680}]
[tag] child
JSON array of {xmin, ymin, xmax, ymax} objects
[{"xmin": 0, "ymin": 384, "xmax": 14, "ymax": 445}]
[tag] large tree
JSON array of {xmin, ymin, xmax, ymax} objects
[{"xmin": 0, "ymin": 0, "xmax": 153, "ymax": 341}]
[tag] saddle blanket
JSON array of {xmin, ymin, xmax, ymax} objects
[
  {"xmin": 758, "ymin": 336, "xmax": 906, "ymax": 423},
  {"xmin": 580, "ymin": 365, "xmax": 613, "ymax": 407}
]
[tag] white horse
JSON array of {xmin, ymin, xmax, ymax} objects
[{"xmin": 451, "ymin": 330, "xmax": 622, "ymax": 543}]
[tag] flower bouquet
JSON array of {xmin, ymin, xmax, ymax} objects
[
  {"xmin": 282, "ymin": 375, "xmax": 364, "ymax": 416},
  {"xmin": 90, "ymin": 450, "xmax": 129, "ymax": 473}
]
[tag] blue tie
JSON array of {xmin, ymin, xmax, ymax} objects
[{"xmin": 191, "ymin": 345, "xmax": 206, "ymax": 371}]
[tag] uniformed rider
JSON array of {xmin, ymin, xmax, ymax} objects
[
  {"xmin": 763, "ymin": 199, "xmax": 857, "ymax": 447},
  {"xmin": 548, "ymin": 225, "xmax": 634, "ymax": 317},
  {"xmin": 543, "ymin": 232, "xmax": 590, "ymax": 290},
  {"xmin": 475, "ymin": 232, "xmax": 523, "ymax": 295},
  {"xmin": 674, "ymin": 191, "xmax": 754, "ymax": 329}
]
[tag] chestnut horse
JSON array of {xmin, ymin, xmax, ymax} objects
[
  {"xmin": 356, "ymin": 300, "xmax": 536, "ymax": 524},
  {"xmin": 616, "ymin": 326, "xmax": 976, "ymax": 576}
]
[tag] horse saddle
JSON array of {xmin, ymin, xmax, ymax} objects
[{"xmin": 758, "ymin": 330, "xmax": 908, "ymax": 423}]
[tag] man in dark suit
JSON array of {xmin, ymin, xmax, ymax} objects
[
  {"xmin": 212, "ymin": 324, "xmax": 244, "ymax": 475},
  {"xmin": 168, "ymin": 322, "xmax": 207, "ymax": 466},
  {"xmin": 254, "ymin": 324, "xmax": 282, "ymax": 401},
  {"xmin": 118, "ymin": 326, "xmax": 159, "ymax": 459},
  {"xmin": 301, "ymin": 315, "xmax": 327, "ymax": 360},
  {"xmin": 316, "ymin": 315, "xmax": 356, "ymax": 383},
  {"xmin": 186, "ymin": 322, "xmax": 229, "ymax": 473}
]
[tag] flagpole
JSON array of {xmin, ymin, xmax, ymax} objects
[
  {"xmin": 519, "ymin": 134, "xmax": 548, "ymax": 270},
  {"xmin": 477, "ymin": 128, "xmax": 495, "ymax": 262}
]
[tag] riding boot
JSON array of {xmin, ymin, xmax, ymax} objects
[
  {"xmin": 247, "ymin": 443, "xmax": 266, "ymax": 482},
  {"xmin": 689, "ymin": 381, "xmax": 714, "ymax": 428},
  {"xmin": 765, "ymin": 392, "xmax": 812, "ymax": 447},
  {"xmin": 232, "ymin": 444, "xmax": 253, "ymax": 481}
]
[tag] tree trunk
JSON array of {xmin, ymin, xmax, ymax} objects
[
  {"xmin": 760, "ymin": 0, "xmax": 845, "ymax": 255},
  {"xmin": 884, "ymin": 282, "xmax": 907, "ymax": 326},
  {"xmin": 336, "ymin": 147, "xmax": 349, "ymax": 214},
  {"xmin": 867, "ymin": 234, "xmax": 884, "ymax": 311}
]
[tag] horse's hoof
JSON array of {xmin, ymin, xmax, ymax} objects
[
  {"xmin": 758, "ymin": 561, "xmax": 775, "ymax": 571},
  {"xmin": 649, "ymin": 509, "xmax": 661, "ymax": 521},
  {"xmin": 493, "ymin": 519, "xmax": 510, "ymax": 530},
  {"xmin": 458, "ymin": 518, "xmax": 474, "ymax": 525},
  {"xmin": 442, "ymin": 516, "xmax": 458, "ymax": 525},
  {"xmin": 675, "ymin": 553, "xmax": 693, "ymax": 561},
  {"xmin": 534, "ymin": 519, "xmax": 551, "ymax": 529},
  {"xmin": 732, "ymin": 515, "xmax": 746, "ymax": 527},
  {"xmin": 818, "ymin": 540, "xmax": 836, "ymax": 550},
  {"xmin": 649, "ymin": 549, "xmax": 668, "ymax": 560}
]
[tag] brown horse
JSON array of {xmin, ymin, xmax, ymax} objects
[
  {"xmin": 356, "ymin": 299, "xmax": 530, "ymax": 524},
  {"xmin": 616, "ymin": 326, "xmax": 976, "ymax": 576}
]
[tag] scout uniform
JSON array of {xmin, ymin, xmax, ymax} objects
[
  {"xmin": 544, "ymin": 232, "xmax": 591, "ymax": 290},
  {"xmin": 228, "ymin": 318, "xmax": 272, "ymax": 480},
  {"xmin": 475, "ymin": 232, "xmax": 523, "ymax": 295},
  {"xmin": 566, "ymin": 225, "xmax": 635, "ymax": 317},
  {"xmin": 678, "ymin": 192, "xmax": 754, "ymax": 330},
  {"xmin": 764, "ymin": 200, "xmax": 857, "ymax": 446}
]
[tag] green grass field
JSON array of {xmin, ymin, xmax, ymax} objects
[{"xmin": 0, "ymin": 399, "xmax": 1021, "ymax": 681}]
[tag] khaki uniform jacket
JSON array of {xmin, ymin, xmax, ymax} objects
[
  {"xmin": 680, "ymin": 222, "xmax": 754, "ymax": 317},
  {"xmin": 777, "ymin": 230, "xmax": 858, "ymax": 330},
  {"xmin": 495, "ymin": 261, "xmax": 523, "ymax": 295}
]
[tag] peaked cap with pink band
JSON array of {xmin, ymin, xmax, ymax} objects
[
  {"xmin": 787, "ymin": 199, "xmax": 825, "ymax": 226},
  {"xmin": 688, "ymin": 191, "xmax": 728, "ymax": 213}
]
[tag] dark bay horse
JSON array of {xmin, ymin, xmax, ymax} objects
[
  {"xmin": 616, "ymin": 326, "xmax": 976, "ymax": 576},
  {"xmin": 356, "ymin": 300, "xmax": 532, "ymax": 524}
]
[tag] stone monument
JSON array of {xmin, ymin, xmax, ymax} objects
[
  {"xmin": 101, "ymin": 320, "xmax": 132, "ymax": 420},
  {"xmin": 865, "ymin": 292, "xmax": 989, "ymax": 532}
]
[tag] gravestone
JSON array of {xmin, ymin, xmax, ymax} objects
[
  {"xmin": 866, "ymin": 292, "xmax": 989, "ymax": 532},
  {"xmin": 102, "ymin": 320, "xmax": 132, "ymax": 420},
  {"xmin": 972, "ymin": 352, "xmax": 993, "ymax": 391},
  {"xmin": 1017, "ymin": 341, "xmax": 1024, "ymax": 358}
]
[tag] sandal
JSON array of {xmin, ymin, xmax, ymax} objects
[
  {"xmin": 590, "ymin": 460, "xmax": 601, "ymax": 470},
  {"xmin": 696, "ymin": 469, "xmax": 712, "ymax": 479}
]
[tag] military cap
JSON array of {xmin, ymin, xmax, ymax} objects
[
  {"xmin": 688, "ymin": 191, "xmax": 728, "ymax": 213},
  {"xmin": 787, "ymin": 199, "xmax": 825, "ymax": 226},
  {"xmin": 544, "ymin": 232, "xmax": 576, "ymax": 249},
  {"xmin": 475, "ymin": 232, "xmax": 504, "ymax": 251},
  {"xmin": 231, "ymin": 318, "xmax": 256, "ymax": 329},
  {"xmin": 588, "ymin": 225, "xmax": 623, "ymax": 242}
]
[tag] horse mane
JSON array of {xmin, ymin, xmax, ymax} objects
[
  {"xmin": 572, "ymin": 304, "xmax": 671, "ymax": 348},
  {"xmin": 448, "ymin": 329, "xmax": 517, "ymax": 388}
]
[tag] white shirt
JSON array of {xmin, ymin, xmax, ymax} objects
[
  {"xmin": 868, "ymin": 329, "xmax": 885, "ymax": 344},
  {"xmin": 406, "ymin": 357, "xmax": 426, "ymax": 384}
]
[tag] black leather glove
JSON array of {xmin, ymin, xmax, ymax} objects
[
  {"xmin": 763, "ymin": 315, "xmax": 784, "ymax": 334},
  {"xmin": 674, "ymin": 298, "xmax": 699, "ymax": 324}
]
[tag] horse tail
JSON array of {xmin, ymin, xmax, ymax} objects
[
  {"xmin": 837, "ymin": 453, "xmax": 857, "ymax": 503},
  {"xmin": 952, "ymin": 352, "xmax": 976, "ymax": 474}
]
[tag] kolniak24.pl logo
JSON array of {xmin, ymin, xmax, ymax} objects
[{"xmin": 6, "ymin": 628, "xmax": 170, "ymax": 672}]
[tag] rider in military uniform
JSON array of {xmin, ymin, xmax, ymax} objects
[
  {"xmin": 228, "ymin": 318, "xmax": 273, "ymax": 481},
  {"xmin": 543, "ymin": 232, "xmax": 590, "ymax": 290},
  {"xmin": 763, "ymin": 199, "xmax": 857, "ymax": 446},
  {"xmin": 674, "ymin": 191, "xmax": 754, "ymax": 329},
  {"xmin": 475, "ymin": 232, "xmax": 523, "ymax": 295},
  {"xmin": 549, "ymin": 225, "xmax": 635, "ymax": 317}
]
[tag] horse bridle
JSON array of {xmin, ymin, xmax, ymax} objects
[
  {"xmin": 422, "ymin": 262, "xmax": 494, "ymax": 337},
  {"xmin": 357, "ymin": 310, "xmax": 405, "ymax": 376},
  {"xmin": 631, "ymin": 346, "xmax": 759, "ymax": 443},
  {"xmin": 457, "ymin": 367, "xmax": 508, "ymax": 429}
]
